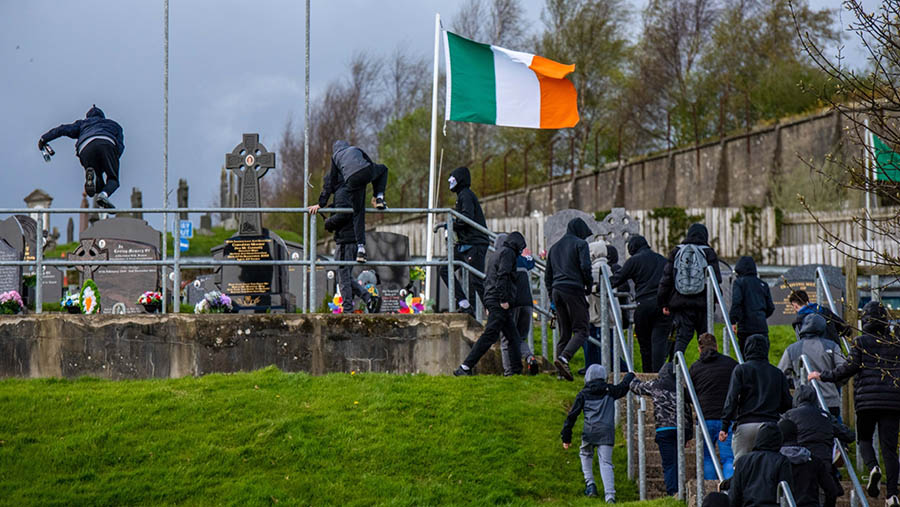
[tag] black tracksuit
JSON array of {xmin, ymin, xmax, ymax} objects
[
  {"xmin": 778, "ymin": 418, "xmax": 842, "ymax": 507},
  {"xmin": 462, "ymin": 232, "xmax": 527, "ymax": 373},
  {"xmin": 657, "ymin": 223, "xmax": 722, "ymax": 354},
  {"xmin": 729, "ymin": 423, "xmax": 793, "ymax": 507},
  {"xmin": 721, "ymin": 335, "xmax": 793, "ymax": 434},
  {"xmin": 440, "ymin": 166, "xmax": 489, "ymax": 309},
  {"xmin": 689, "ymin": 349, "xmax": 738, "ymax": 420},
  {"xmin": 819, "ymin": 301, "xmax": 900, "ymax": 498},
  {"xmin": 41, "ymin": 106, "xmax": 124, "ymax": 198},
  {"xmin": 324, "ymin": 187, "xmax": 371, "ymax": 312},
  {"xmin": 729, "ymin": 256, "xmax": 775, "ymax": 352},
  {"xmin": 545, "ymin": 218, "xmax": 592, "ymax": 362},
  {"xmin": 611, "ymin": 235, "xmax": 671, "ymax": 372}
]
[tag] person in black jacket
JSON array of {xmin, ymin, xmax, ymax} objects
[
  {"xmin": 720, "ymin": 334, "xmax": 792, "ymax": 462},
  {"xmin": 545, "ymin": 218, "xmax": 593, "ymax": 381},
  {"xmin": 657, "ymin": 223, "xmax": 722, "ymax": 355},
  {"xmin": 690, "ymin": 333, "xmax": 738, "ymax": 480},
  {"xmin": 310, "ymin": 141, "xmax": 389, "ymax": 263},
  {"xmin": 438, "ymin": 166, "xmax": 490, "ymax": 315},
  {"xmin": 728, "ymin": 422, "xmax": 793, "ymax": 506},
  {"xmin": 324, "ymin": 187, "xmax": 376, "ymax": 313},
  {"xmin": 39, "ymin": 105, "xmax": 124, "ymax": 209},
  {"xmin": 729, "ymin": 256, "xmax": 775, "ymax": 353},
  {"xmin": 778, "ymin": 418, "xmax": 842, "ymax": 507},
  {"xmin": 493, "ymin": 235, "xmax": 539, "ymax": 376},
  {"xmin": 809, "ymin": 301, "xmax": 900, "ymax": 503},
  {"xmin": 789, "ymin": 290, "xmax": 850, "ymax": 345},
  {"xmin": 782, "ymin": 385, "xmax": 853, "ymax": 507},
  {"xmin": 454, "ymin": 232, "xmax": 527, "ymax": 376},
  {"xmin": 610, "ymin": 235, "xmax": 671, "ymax": 372}
]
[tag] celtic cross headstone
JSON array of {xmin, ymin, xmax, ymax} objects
[
  {"xmin": 225, "ymin": 133, "xmax": 276, "ymax": 236},
  {"xmin": 596, "ymin": 208, "xmax": 640, "ymax": 261}
]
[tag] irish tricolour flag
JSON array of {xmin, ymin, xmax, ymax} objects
[{"xmin": 443, "ymin": 30, "xmax": 579, "ymax": 129}]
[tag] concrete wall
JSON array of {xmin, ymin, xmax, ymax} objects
[
  {"xmin": 478, "ymin": 109, "xmax": 860, "ymax": 216},
  {"xmin": 0, "ymin": 314, "xmax": 505, "ymax": 379}
]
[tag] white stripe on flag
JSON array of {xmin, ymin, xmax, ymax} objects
[{"xmin": 491, "ymin": 46, "xmax": 540, "ymax": 128}]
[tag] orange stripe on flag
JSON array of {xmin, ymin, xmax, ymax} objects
[
  {"xmin": 529, "ymin": 55, "xmax": 575, "ymax": 79},
  {"xmin": 537, "ymin": 75, "xmax": 579, "ymax": 129}
]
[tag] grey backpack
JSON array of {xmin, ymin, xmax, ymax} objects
[{"xmin": 673, "ymin": 244, "xmax": 708, "ymax": 295}]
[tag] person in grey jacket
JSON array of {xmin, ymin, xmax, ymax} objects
[
  {"xmin": 562, "ymin": 364, "xmax": 635, "ymax": 500},
  {"xmin": 777, "ymin": 313, "xmax": 846, "ymax": 417}
]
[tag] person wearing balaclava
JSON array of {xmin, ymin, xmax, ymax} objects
[
  {"xmin": 809, "ymin": 301, "xmax": 900, "ymax": 505},
  {"xmin": 39, "ymin": 105, "xmax": 125, "ymax": 209},
  {"xmin": 728, "ymin": 422, "xmax": 793, "ymax": 506},
  {"xmin": 657, "ymin": 223, "xmax": 722, "ymax": 355},
  {"xmin": 561, "ymin": 364, "xmax": 635, "ymax": 500},
  {"xmin": 437, "ymin": 166, "xmax": 490, "ymax": 316},
  {"xmin": 729, "ymin": 255, "xmax": 775, "ymax": 354},
  {"xmin": 454, "ymin": 232, "xmax": 527, "ymax": 375},
  {"xmin": 310, "ymin": 141, "xmax": 389, "ymax": 263}
]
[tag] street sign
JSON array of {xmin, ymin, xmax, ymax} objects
[
  {"xmin": 179, "ymin": 237, "xmax": 189, "ymax": 252},
  {"xmin": 179, "ymin": 220, "xmax": 193, "ymax": 239}
]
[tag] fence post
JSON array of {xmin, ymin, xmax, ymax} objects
[
  {"xmin": 676, "ymin": 355, "xmax": 686, "ymax": 501},
  {"xmin": 447, "ymin": 212, "xmax": 455, "ymax": 312},
  {"xmin": 613, "ymin": 311, "xmax": 621, "ymax": 424},
  {"xmin": 173, "ymin": 216, "xmax": 181, "ymax": 313},
  {"xmin": 638, "ymin": 397, "xmax": 647, "ymax": 501},
  {"xmin": 627, "ymin": 323, "xmax": 634, "ymax": 479},
  {"xmin": 711, "ymin": 275, "xmax": 725, "ymax": 356},
  {"xmin": 35, "ymin": 213, "xmax": 44, "ymax": 314},
  {"xmin": 309, "ymin": 213, "xmax": 317, "ymax": 312}
]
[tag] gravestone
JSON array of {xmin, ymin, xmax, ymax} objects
[
  {"xmin": 284, "ymin": 241, "xmax": 304, "ymax": 308},
  {"xmin": 349, "ymin": 232, "xmax": 409, "ymax": 313},
  {"xmin": 769, "ymin": 264, "xmax": 844, "ymax": 326},
  {"xmin": 177, "ymin": 179, "xmax": 189, "ymax": 220},
  {"xmin": 66, "ymin": 218, "xmax": 74, "ymax": 244},
  {"xmin": 186, "ymin": 275, "xmax": 218, "ymax": 306},
  {"xmin": 543, "ymin": 209, "xmax": 603, "ymax": 249},
  {"xmin": 36, "ymin": 265, "xmax": 64, "ymax": 304},
  {"xmin": 130, "ymin": 188, "xmax": 143, "ymax": 219},
  {"xmin": 0, "ymin": 239, "xmax": 21, "ymax": 295},
  {"xmin": 71, "ymin": 217, "xmax": 161, "ymax": 314},
  {"xmin": 212, "ymin": 134, "xmax": 293, "ymax": 313},
  {"xmin": 199, "ymin": 214, "xmax": 212, "ymax": 234},
  {"xmin": 596, "ymin": 208, "xmax": 640, "ymax": 261}
]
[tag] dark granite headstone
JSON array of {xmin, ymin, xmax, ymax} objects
[
  {"xmin": 285, "ymin": 242, "xmax": 304, "ymax": 308},
  {"xmin": 38, "ymin": 266, "xmax": 63, "ymax": 303},
  {"xmin": 200, "ymin": 214, "xmax": 212, "ymax": 233},
  {"xmin": 769, "ymin": 264, "xmax": 845, "ymax": 326},
  {"xmin": 0, "ymin": 240, "xmax": 21, "ymax": 294},
  {"xmin": 380, "ymin": 288, "xmax": 402, "ymax": 313},
  {"xmin": 544, "ymin": 209, "xmax": 602, "ymax": 249},
  {"xmin": 224, "ymin": 133, "xmax": 275, "ymax": 237},
  {"xmin": 186, "ymin": 275, "xmax": 217, "ymax": 306}
]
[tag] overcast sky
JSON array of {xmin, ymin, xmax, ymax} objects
[{"xmin": 0, "ymin": 0, "xmax": 868, "ymax": 235}]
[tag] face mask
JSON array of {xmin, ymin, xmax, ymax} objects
[{"xmin": 448, "ymin": 176, "xmax": 457, "ymax": 190}]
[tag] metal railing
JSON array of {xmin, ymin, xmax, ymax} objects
[
  {"xmin": 706, "ymin": 265, "xmax": 745, "ymax": 363},
  {"xmin": 778, "ymin": 481, "xmax": 798, "ymax": 507},
  {"xmin": 815, "ymin": 267, "xmax": 853, "ymax": 356},
  {"xmin": 799, "ymin": 353, "xmax": 868, "ymax": 507}
]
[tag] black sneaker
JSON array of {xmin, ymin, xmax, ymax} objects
[
  {"xmin": 95, "ymin": 195, "xmax": 115, "ymax": 209},
  {"xmin": 84, "ymin": 168, "xmax": 97, "ymax": 197},
  {"xmin": 554, "ymin": 359, "xmax": 574, "ymax": 381},
  {"xmin": 527, "ymin": 356, "xmax": 539, "ymax": 375},
  {"xmin": 375, "ymin": 197, "xmax": 387, "ymax": 210},
  {"xmin": 585, "ymin": 483, "xmax": 598, "ymax": 498},
  {"xmin": 356, "ymin": 248, "xmax": 367, "ymax": 263},
  {"xmin": 577, "ymin": 367, "xmax": 587, "ymax": 375},
  {"xmin": 868, "ymin": 465, "xmax": 882, "ymax": 498},
  {"xmin": 366, "ymin": 296, "xmax": 381, "ymax": 314},
  {"xmin": 453, "ymin": 366, "xmax": 473, "ymax": 376}
]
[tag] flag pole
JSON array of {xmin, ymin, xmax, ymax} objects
[{"xmin": 425, "ymin": 13, "xmax": 441, "ymax": 303}]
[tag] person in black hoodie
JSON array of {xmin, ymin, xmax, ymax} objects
[
  {"xmin": 778, "ymin": 418, "xmax": 841, "ymax": 507},
  {"xmin": 728, "ymin": 422, "xmax": 793, "ymax": 506},
  {"xmin": 610, "ymin": 235, "xmax": 671, "ymax": 372},
  {"xmin": 545, "ymin": 218, "xmax": 593, "ymax": 381},
  {"xmin": 39, "ymin": 105, "xmax": 124, "ymax": 209},
  {"xmin": 438, "ymin": 166, "xmax": 490, "ymax": 315},
  {"xmin": 657, "ymin": 223, "xmax": 722, "ymax": 355},
  {"xmin": 324, "ymin": 187, "xmax": 376, "ymax": 313},
  {"xmin": 690, "ymin": 333, "xmax": 739, "ymax": 480},
  {"xmin": 494, "ymin": 234, "xmax": 539, "ymax": 376},
  {"xmin": 720, "ymin": 334, "xmax": 792, "ymax": 462},
  {"xmin": 809, "ymin": 301, "xmax": 900, "ymax": 503},
  {"xmin": 454, "ymin": 232, "xmax": 527, "ymax": 376},
  {"xmin": 729, "ymin": 256, "xmax": 775, "ymax": 353}
]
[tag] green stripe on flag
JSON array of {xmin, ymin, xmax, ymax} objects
[
  {"xmin": 446, "ymin": 31, "xmax": 496, "ymax": 125},
  {"xmin": 874, "ymin": 133, "xmax": 900, "ymax": 182}
]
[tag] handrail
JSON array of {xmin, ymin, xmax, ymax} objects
[
  {"xmin": 815, "ymin": 267, "xmax": 853, "ymax": 355},
  {"xmin": 800, "ymin": 353, "xmax": 869, "ymax": 507},
  {"xmin": 706, "ymin": 265, "xmax": 745, "ymax": 364},
  {"xmin": 778, "ymin": 481, "xmax": 798, "ymax": 507},
  {"xmin": 600, "ymin": 262, "xmax": 635, "ymax": 372},
  {"xmin": 675, "ymin": 351, "xmax": 725, "ymax": 481}
]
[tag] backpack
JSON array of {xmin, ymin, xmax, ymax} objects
[{"xmin": 673, "ymin": 244, "xmax": 708, "ymax": 295}]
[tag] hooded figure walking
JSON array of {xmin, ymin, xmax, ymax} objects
[
  {"xmin": 39, "ymin": 105, "xmax": 124, "ymax": 209},
  {"xmin": 454, "ymin": 232, "xmax": 527, "ymax": 375}
]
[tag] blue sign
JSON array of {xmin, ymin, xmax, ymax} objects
[
  {"xmin": 179, "ymin": 220, "xmax": 193, "ymax": 239},
  {"xmin": 179, "ymin": 237, "xmax": 189, "ymax": 252}
]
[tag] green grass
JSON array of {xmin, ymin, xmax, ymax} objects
[{"xmin": 0, "ymin": 368, "xmax": 684, "ymax": 506}]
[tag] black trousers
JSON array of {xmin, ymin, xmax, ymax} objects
[
  {"xmin": 78, "ymin": 139, "xmax": 120, "ymax": 197},
  {"xmin": 344, "ymin": 164, "xmax": 388, "ymax": 247},
  {"xmin": 552, "ymin": 288, "xmax": 589, "ymax": 362},
  {"xmin": 672, "ymin": 307, "xmax": 707, "ymax": 355},
  {"xmin": 335, "ymin": 243, "xmax": 371, "ymax": 312},
  {"xmin": 463, "ymin": 304, "xmax": 522, "ymax": 373},
  {"xmin": 439, "ymin": 244, "xmax": 486, "ymax": 307},
  {"xmin": 633, "ymin": 297, "xmax": 672, "ymax": 373},
  {"xmin": 737, "ymin": 331, "xmax": 768, "ymax": 356},
  {"xmin": 856, "ymin": 409, "xmax": 900, "ymax": 497}
]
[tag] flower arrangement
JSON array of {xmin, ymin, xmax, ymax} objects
[
  {"xmin": 193, "ymin": 291, "xmax": 233, "ymax": 314},
  {"xmin": 80, "ymin": 280, "xmax": 100, "ymax": 314},
  {"xmin": 61, "ymin": 293, "xmax": 80, "ymax": 314},
  {"xmin": 398, "ymin": 293, "xmax": 425, "ymax": 314},
  {"xmin": 327, "ymin": 294, "xmax": 343, "ymax": 314},
  {"xmin": 0, "ymin": 290, "xmax": 24, "ymax": 314},
  {"xmin": 409, "ymin": 266, "xmax": 425, "ymax": 281},
  {"xmin": 138, "ymin": 291, "xmax": 162, "ymax": 313}
]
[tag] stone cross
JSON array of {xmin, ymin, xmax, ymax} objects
[
  {"xmin": 225, "ymin": 134, "xmax": 276, "ymax": 236},
  {"xmin": 596, "ymin": 208, "xmax": 641, "ymax": 261},
  {"xmin": 69, "ymin": 238, "xmax": 107, "ymax": 281}
]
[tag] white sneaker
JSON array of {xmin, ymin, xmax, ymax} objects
[{"xmin": 885, "ymin": 495, "xmax": 899, "ymax": 507}]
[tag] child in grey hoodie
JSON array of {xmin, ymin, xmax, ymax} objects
[{"xmin": 561, "ymin": 364, "xmax": 635, "ymax": 500}]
